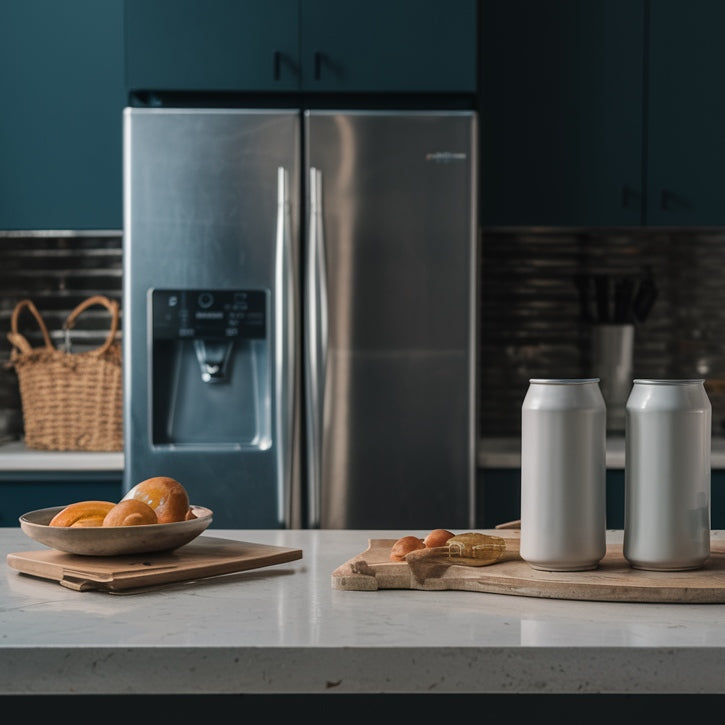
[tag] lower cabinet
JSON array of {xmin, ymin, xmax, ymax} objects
[
  {"xmin": 0, "ymin": 473, "xmax": 122, "ymax": 526},
  {"xmin": 477, "ymin": 469, "xmax": 725, "ymax": 530}
]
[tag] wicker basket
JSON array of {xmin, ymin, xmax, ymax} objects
[{"xmin": 6, "ymin": 296, "xmax": 123, "ymax": 452}]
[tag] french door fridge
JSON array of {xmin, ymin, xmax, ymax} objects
[{"xmin": 124, "ymin": 107, "xmax": 477, "ymax": 529}]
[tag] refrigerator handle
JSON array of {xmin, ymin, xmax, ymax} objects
[
  {"xmin": 275, "ymin": 166, "xmax": 295, "ymax": 527},
  {"xmin": 306, "ymin": 166, "xmax": 328, "ymax": 528}
]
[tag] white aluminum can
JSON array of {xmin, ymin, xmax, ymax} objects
[
  {"xmin": 623, "ymin": 379, "xmax": 711, "ymax": 571},
  {"xmin": 520, "ymin": 378, "xmax": 607, "ymax": 571}
]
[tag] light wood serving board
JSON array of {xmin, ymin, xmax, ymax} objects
[
  {"xmin": 331, "ymin": 530, "xmax": 725, "ymax": 603},
  {"xmin": 7, "ymin": 535, "xmax": 303, "ymax": 593}
]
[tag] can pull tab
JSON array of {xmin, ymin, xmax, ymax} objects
[{"xmin": 194, "ymin": 340, "xmax": 233, "ymax": 383}]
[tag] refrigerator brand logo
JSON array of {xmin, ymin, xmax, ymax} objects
[{"xmin": 425, "ymin": 152, "xmax": 467, "ymax": 163}]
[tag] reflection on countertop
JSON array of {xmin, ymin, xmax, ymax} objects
[
  {"xmin": 479, "ymin": 436, "xmax": 725, "ymax": 469},
  {"xmin": 0, "ymin": 439, "xmax": 123, "ymax": 472}
]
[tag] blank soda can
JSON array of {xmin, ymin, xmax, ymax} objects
[
  {"xmin": 624, "ymin": 379, "xmax": 711, "ymax": 571},
  {"xmin": 520, "ymin": 379, "xmax": 607, "ymax": 571}
]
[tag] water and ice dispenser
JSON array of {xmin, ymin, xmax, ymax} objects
[{"xmin": 150, "ymin": 289, "xmax": 270, "ymax": 448}]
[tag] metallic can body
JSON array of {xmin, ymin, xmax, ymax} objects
[
  {"xmin": 520, "ymin": 379, "xmax": 607, "ymax": 571},
  {"xmin": 624, "ymin": 379, "xmax": 711, "ymax": 571}
]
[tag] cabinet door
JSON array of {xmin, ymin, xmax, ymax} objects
[
  {"xmin": 299, "ymin": 0, "xmax": 477, "ymax": 92},
  {"xmin": 125, "ymin": 0, "xmax": 299, "ymax": 93},
  {"xmin": 0, "ymin": 474, "xmax": 122, "ymax": 527},
  {"xmin": 480, "ymin": 0, "xmax": 645, "ymax": 227},
  {"xmin": 647, "ymin": 0, "xmax": 725, "ymax": 225},
  {"xmin": 0, "ymin": 0, "xmax": 125, "ymax": 230}
]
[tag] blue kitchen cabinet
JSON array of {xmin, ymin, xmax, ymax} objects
[
  {"xmin": 480, "ymin": 0, "xmax": 725, "ymax": 227},
  {"xmin": 479, "ymin": 468, "xmax": 725, "ymax": 531},
  {"xmin": 0, "ymin": 0, "xmax": 125, "ymax": 230},
  {"xmin": 298, "ymin": 0, "xmax": 477, "ymax": 93},
  {"xmin": 124, "ymin": 0, "xmax": 300, "ymax": 93},
  {"xmin": 645, "ymin": 0, "xmax": 725, "ymax": 225},
  {"xmin": 0, "ymin": 472, "xmax": 122, "ymax": 527},
  {"xmin": 479, "ymin": 0, "xmax": 645, "ymax": 227},
  {"xmin": 125, "ymin": 0, "xmax": 477, "ymax": 95}
]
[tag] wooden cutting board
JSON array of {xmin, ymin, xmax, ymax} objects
[
  {"xmin": 7, "ymin": 535, "xmax": 303, "ymax": 593},
  {"xmin": 331, "ymin": 530, "xmax": 725, "ymax": 603}
]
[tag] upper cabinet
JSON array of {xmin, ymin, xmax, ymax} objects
[
  {"xmin": 479, "ymin": 0, "xmax": 645, "ymax": 227},
  {"xmin": 298, "ymin": 0, "xmax": 477, "ymax": 93},
  {"xmin": 125, "ymin": 0, "xmax": 477, "ymax": 95},
  {"xmin": 646, "ymin": 0, "xmax": 725, "ymax": 226},
  {"xmin": 480, "ymin": 0, "xmax": 725, "ymax": 227},
  {"xmin": 0, "ymin": 0, "xmax": 125, "ymax": 231},
  {"xmin": 125, "ymin": 0, "xmax": 300, "ymax": 93}
]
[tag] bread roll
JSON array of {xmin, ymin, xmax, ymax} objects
[
  {"xmin": 49, "ymin": 501, "xmax": 116, "ymax": 528},
  {"xmin": 424, "ymin": 528, "xmax": 454, "ymax": 548},
  {"xmin": 122, "ymin": 476, "xmax": 190, "ymax": 523},
  {"xmin": 390, "ymin": 535, "xmax": 425, "ymax": 561},
  {"xmin": 102, "ymin": 499, "xmax": 158, "ymax": 527}
]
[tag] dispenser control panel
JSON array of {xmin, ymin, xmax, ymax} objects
[{"xmin": 151, "ymin": 289, "xmax": 266, "ymax": 340}]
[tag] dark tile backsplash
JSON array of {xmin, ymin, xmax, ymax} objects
[
  {"xmin": 0, "ymin": 232, "xmax": 122, "ymax": 438},
  {"xmin": 2, "ymin": 228, "xmax": 724, "ymax": 443},
  {"xmin": 480, "ymin": 228, "xmax": 725, "ymax": 438}
]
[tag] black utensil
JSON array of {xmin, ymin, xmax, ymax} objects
[
  {"xmin": 613, "ymin": 276, "xmax": 635, "ymax": 324},
  {"xmin": 633, "ymin": 277, "xmax": 658, "ymax": 324}
]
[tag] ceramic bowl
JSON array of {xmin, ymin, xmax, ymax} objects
[{"xmin": 19, "ymin": 505, "xmax": 213, "ymax": 556}]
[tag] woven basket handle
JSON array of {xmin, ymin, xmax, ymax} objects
[
  {"xmin": 64, "ymin": 295, "xmax": 120, "ymax": 356},
  {"xmin": 8, "ymin": 299, "xmax": 54, "ymax": 354}
]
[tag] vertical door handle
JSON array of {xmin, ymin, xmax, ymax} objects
[
  {"xmin": 314, "ymin": 51, "xmax": 322, "ymax": 80},
  {"xmin": 305, "ymin": 166, "xmax": 328, "ymax": 528},
  {"xmin": 275, "ymin": 166, "xmax": 296, "ymax": 527}
]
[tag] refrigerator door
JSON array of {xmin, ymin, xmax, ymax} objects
[
  {"xmin": 124, "ymin": 108, "xmax": 300, "ymax": 528},
  {"xmin": 304, "ymin": 111, "xmax": 477, "ymax": 529}
]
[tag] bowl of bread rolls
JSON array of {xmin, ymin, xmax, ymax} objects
[{"xmin": 19, "ymin": 476, "xmax": 213, "ymax": 556}]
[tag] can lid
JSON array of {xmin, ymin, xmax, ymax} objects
[
  {"xmin": 529, "ymin": 378, "xmax": 600, "ymax": 384},
  {"xmin": 633, "ymin": 379, "xmax": 704, "ymax": 385}
]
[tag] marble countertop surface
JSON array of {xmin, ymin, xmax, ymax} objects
[
  {"xmin": 3, "ymin": 437, "xmax": 725, "ymax": 473},
  {"xmin": 0, "ymin": 440, "xmax": 123, "ymax": 471},
  {"xmin": 3, "ymin": 527, "xmax": 725, "ymax": 696}
]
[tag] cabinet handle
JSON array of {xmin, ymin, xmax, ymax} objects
[
  {"xmin": 314, "ymin": 51, "xmax": 322, "ymax": 80},
  {"xmin": 273, "ymin": 50, "xmax": 281, "ymax": 81},
  {"xmin": 621, "ymin": 185, "xmax": 637, "ymax": 208}
]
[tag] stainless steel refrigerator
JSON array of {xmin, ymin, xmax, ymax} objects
[{"xmin": 123, "ymin": 107, "xmax": 477, "ymax": 530}]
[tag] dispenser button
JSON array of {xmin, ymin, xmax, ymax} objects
[{"xmin": 198, "ymin": 292, "xmax": 214, "ymax": 309}]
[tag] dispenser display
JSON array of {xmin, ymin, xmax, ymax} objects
[{"xmin": 151, "ymin": 289, "xmax": 268, "ymax": 447}]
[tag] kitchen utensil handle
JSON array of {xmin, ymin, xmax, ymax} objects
[
  {"xmin": 275, "ymin": 166, "xmax": 295, "ymax": 527},
  {"xmin": 306, "ymin": 166, "xmax": 328, "ymax": 528}
]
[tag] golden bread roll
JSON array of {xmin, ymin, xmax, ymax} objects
[
  {"xmin": 444, "ymin": 532, "xmax": 506, "ymax": 566},
  {"xmin": 423, "ymin": 528, "xmax": 455, "ymax": 548},
  {"xmin": 390, "ymin": 535, "xmax": 425, "ymax": 561},
  {"xmin": 49, "ymin": 500, "xmax": 116, "ymax": 528},
  {"xmin": 102, "ymin": 499, "xmax": 158, "ymax": 527},
  {"xmin": 122, "ymin": 476, "xmax": 190, "ymax": 523}
]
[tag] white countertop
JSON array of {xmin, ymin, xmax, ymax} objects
[
  {"xmin": 480, "ymin": 436, "xmax": 725, "ymax": 469},
  {"xmin": 0, "ymin": 440, "xmax": 123, "ymax": 471},
  {"xmin": 3, "ymin": 527, "xmax": 725, "ymax": 696}
]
